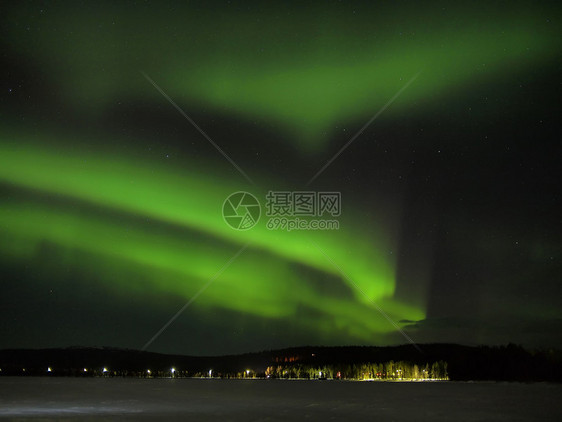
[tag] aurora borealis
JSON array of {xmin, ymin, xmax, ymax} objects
[{"xmin": 1, "ymin": 1, "xmax": 560, "ymax": 354}]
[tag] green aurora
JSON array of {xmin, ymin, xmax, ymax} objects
[
  {"xmin": 0, "ymin": 132, "xmax": 417, "ymax": 341},
  {"xmin": 5, "ymin": 2, "xmax": 558, "ymax": 147},
  {"xmin": 1, "ymin": 1, "xmax": 560, "ymax": 352}
]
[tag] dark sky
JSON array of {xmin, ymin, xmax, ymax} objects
[{"xmin": 0, "ymin": 0, "xmax": 560, "ymax": 355}]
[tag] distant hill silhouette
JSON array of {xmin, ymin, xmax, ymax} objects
[{"xmin": 1, "ymin": 344, "xmax": 560, "ymax": 381}]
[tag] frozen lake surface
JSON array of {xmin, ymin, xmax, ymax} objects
[{"xmin": 0, "ymin": 377, "xmax": 560, "ymax": 421}]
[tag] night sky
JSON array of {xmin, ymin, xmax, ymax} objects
[{"xmin": 1, "ymin": 1, "xmax": 560, "ymax": 355}]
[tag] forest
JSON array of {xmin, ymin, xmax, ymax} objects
[{"xmin": 264, "ymin": 360, "xmax": 448, "ymax": 380}]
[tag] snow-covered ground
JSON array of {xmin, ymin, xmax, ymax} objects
[{"xmin": 0, "ymin": 377, "xmax": 560, "ymax": 421}]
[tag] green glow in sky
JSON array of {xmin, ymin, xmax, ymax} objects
[
  {"xmin": 5, "ymin": 3, "xmax": 557, "ymax": 148},
  {"xmin": 1, "ymin": 1, "xmax": 559, "ymax": 351},
  {"xmin": 0, "ymin": 134, "xmax": 421, "ymax": 343}
]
